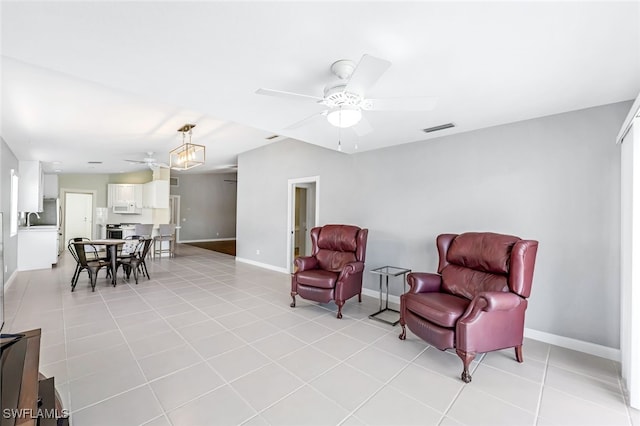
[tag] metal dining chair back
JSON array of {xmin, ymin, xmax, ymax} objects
[{"xmin": 72, "ymin": 242, "xmax": 109, "ymax": 292}]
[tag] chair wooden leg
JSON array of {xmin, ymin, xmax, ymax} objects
[
  {"xmin": 290, "ymin": 293, "xmax": 296, "ymax": 308},
  {"xmin": 456, "ymin": 349, "xmax": 476, "ymax": 383},
  {"xmin": 358, "ymin": 293, "xmax": 362, "ymax": 302},
  {"xmin": 515, "ymin": 345, "xmax": 524, "ymax": 363},
  {"xmin": 336, "ymin": 300, "xmax": 344, "ymax": 319},
  {"xmin": 399, "ymin": 324, "xmax": 407, "ymax": 340}
]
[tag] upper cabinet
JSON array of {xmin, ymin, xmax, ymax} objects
[
  {"xmin": 43, "ymin": 174, "xmax": 59, "ymax": 199},
  {"xmin": 18, "ymin": 161, "xmax": 43, "ymax": 212},
  {"xmin": 143, "ymin": 180, "xmax": 169, "ymax": 208},
  {"xmin": 108, "ymin": 184, "xmax": 143, "ymax": 208},
  {"xmin": 108, "ymin": 181, "xmax": 168, "ymax": 210}
]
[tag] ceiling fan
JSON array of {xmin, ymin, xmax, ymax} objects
[
  {"xmin": 124, "ymin": 152, "xmax": 169, "ymax": 169},
  {"xmin": 256, "ymin": 54, "xmax": 438, "ymax": 135}
]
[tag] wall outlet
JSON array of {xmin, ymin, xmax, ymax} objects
[
  {"xmin": 256, "ymin": 249, "xmax": 260, "ymax": 255},
  {"xmin": 216, "ymin": 232, "xmax": 219, "ymax": 236},
  {"xmin": 4, "ymin": 265, "xmax": 7, "ymax": 273}
]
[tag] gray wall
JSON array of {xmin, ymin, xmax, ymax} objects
[
  {"xmin": 170, "ymin": 172, "xmax": 238, "ymax": 241},
  {"xmin": 237, "ymin": 139, "xmax": 355, "ymax": 268},
  {"xmin": 236, "ymin": 101, "xmax": 630, "ymax": 348},
  {"xmin": 1, "ymin": 138, "xmax": 19, "ymax": 283}
]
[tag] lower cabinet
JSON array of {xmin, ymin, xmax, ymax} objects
[{"xmin": 17, "ymin": 228, "xmax": 58, "ymax": 271}]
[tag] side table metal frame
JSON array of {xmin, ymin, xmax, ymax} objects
[{"xmin": 369, "ymin": 266, "xmax": 411, "ymax": 326}]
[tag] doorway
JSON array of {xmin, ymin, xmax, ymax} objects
[
  {"xmin": 63, "ymin": 191, "xmax": 95, "ymax": 245},
  {"xmin": 287, "ymin": 177, "xmax": 319, "ymax": 273},
  {"xmin": 169, "ymin": 195, "xmax": 181, "ymax": 242}
]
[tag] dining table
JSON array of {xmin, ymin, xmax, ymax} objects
[{"xmin": 74, "ymin": 239, "xmax": 127, "ymax": 286}]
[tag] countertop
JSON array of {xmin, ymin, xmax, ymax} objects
[{"xmin": 19, "ymin": 226, "xmax": 58, "ymax": 231}]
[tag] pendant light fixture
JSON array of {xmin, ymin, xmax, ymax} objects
[{"xmin": 170, "ymin": 124, "xmax": 205, "ymax": 171}]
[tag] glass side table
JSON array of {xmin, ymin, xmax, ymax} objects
[{"xmin": 369, "ymin": 266, "xmax": 411, "ymax": 326}]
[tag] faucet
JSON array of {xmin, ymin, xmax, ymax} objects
[{"xmin": 26, "ymin": 212, "xmax": 40, "ymax": 227}]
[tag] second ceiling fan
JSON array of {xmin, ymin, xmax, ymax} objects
[{"xmin": 256, "ymin": 54, "xmax": 438, "ymax": 135}]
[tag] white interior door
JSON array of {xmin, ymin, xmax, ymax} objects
[{"xmin": 64, "ymin": 193, "xmax": 93, "ymax": 241}]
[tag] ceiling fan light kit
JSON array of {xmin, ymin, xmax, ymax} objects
[
  {"xmin": 170, "ymin": 123, "xmax": 206, "ymax": 171},
  {"xmin": 327, "ymin": 105, "xmax": 362, "ymax": 128}
]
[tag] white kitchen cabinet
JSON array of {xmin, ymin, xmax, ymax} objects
[
  {"xmin": 108, "ymin": 184, "xmax": 143, "ymax": 207},
  {"xmin": 143, "ymin": 180, "xmax": 169, "ymax": 208},
  {"xmin": 43, "ymin": 174, "xmax": 59, "ymax": 199},
  {"xmin": 17, "ymin": 227, "xmax": 58, "ymax": 271},
  {"xmin": 18, "ymin": 161, "xmax": 43, "ymax": 212}
]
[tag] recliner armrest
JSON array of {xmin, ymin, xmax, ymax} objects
[
  {"xmin": 476, "ymin": 292, "xmax": 523, "ymax": 312},
  {"xmin": 294, "ymin": 256, "xmax": 318, "ymax": 272},
  {"xmin": 338, "ymin": 261, "xmax": 365, "ymax": 280},
  {"xmin": 460, "ymin": 291, "xmax": 524, "ymax": 324},
  {"xmin": 407, "ymin": 272, "xmax": 442, "ymax": 294}
]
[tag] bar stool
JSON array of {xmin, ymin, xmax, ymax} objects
[
  {"xmin": 153, "ymin": 223, "xmax": 176, "ymax": 259},
  {"xmin": 134, "ymin": 224, "xmax": 154, "ymax": 238}
]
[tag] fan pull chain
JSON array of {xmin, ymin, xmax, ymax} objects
[{"xmin": 337, "ymin": 107, "xmax": 342, "ymax": 151}]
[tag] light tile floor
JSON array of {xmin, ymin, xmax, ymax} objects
[{"xmin": 4, "ymin": 244, "xmax": 639, "ymax": 426}]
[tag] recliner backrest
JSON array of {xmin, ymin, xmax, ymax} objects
[
  {"xmin": 438, "ymin": 232, "xmax": 538, "ymax": 300},
  {"xmin": 310, "ymin": 225, "xmax": 367, "ymax": 272}
]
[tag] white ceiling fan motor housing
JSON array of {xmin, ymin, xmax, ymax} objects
[{"xmin": 330, "ymin": 59, "xmax": 356, "ymax": 80}]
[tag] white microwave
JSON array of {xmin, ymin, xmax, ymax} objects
[{"xmin": 112, "ymin": 204, "xmax": 140, "ymax": 214}]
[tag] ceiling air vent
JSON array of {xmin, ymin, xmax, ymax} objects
[
  {"xmin": 87, "ymin": 161, "xmax": 103, "ymax": 164},
  {"xmin": 423, "ymin": 123, "xmax": 455, "ymax": 133},
  {"xmin": 265, "ymin": 134, "xmax": 279, "ymax": 140}
]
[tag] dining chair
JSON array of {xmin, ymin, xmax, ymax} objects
[
  {"xmin": 117, "ymin": 238, "xmax": 152, "ymax": 284},
  {"xmin": 71, "ymin": 242, "xmax": 110, "ymax": 292},
  {"xmin": 68, "ymin": 239, "xmax": 84, "ymax": 287}
]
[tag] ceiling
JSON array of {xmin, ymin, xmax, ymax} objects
[{"xmin": 1, "ymin": 1, "xmax": 639, "ymax": 175}]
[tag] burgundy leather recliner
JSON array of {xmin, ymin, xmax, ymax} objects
[
  {"xmin": 399, "ymin": 232, "xmax": 538, "ymax": 383},
  {"xmin": 291, "ymin": 224, "xmax": 368, "ymax": 319}
]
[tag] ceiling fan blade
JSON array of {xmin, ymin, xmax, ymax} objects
[
  {"xmin": 363, "ymin": 96, "xmax": 438, "ymax": 111},
  {"xmin": 152, "ymin": 162, "xmax": 170, "ymax": 169},
  {"xmin": 124, "ymin": 159, "xmax": 147, "ymax": 164},
  {"xmin": 352, "ymin": 115, "xmax": 373, "ymax": 137},
  {"xmin": 285, "ymin": 110, "xmax": 328, "ymax": 130},
  {"xmin": 344, "ymin": 54, "xmax": 391, "ymax": 96},
  {"xmin": 256, "ymin": 88, "xmax": 324, "ymax": 104}
]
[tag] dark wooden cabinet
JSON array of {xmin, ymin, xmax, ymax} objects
[{"xmin": 1, "ymin": 329, "xmax": 69, "ymax": 426}]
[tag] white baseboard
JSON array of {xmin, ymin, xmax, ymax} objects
[
  {"xmin": 179, "ymin": 238, "xmax": 236, "ymax": 243},
  {"xmin": 3, "ymin": 270, "xmax": 18, "ymax": 290},
  {"xmin": 523, "ymin": 328, "xmax": 620, "ymax": 361},
  {"xmin": 361, "ymin": 287, "xmax": 620, "ymax": 361},
  {"xmin": 235, "ymin": 257, "xmax": 289, "ymax": 274}
]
